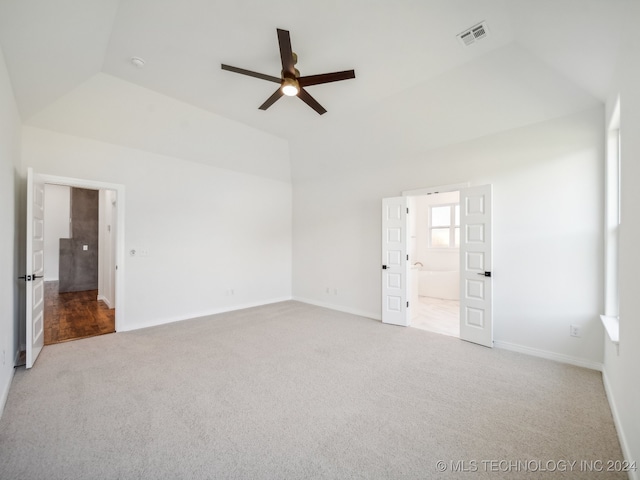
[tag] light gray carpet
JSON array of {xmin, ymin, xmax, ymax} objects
[{"xmin": 0, "ymin": 301, "xmax": 626, "ymax": 479}]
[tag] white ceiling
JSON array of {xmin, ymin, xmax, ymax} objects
[{"xmin": 0, "ymin": 0, "xmax": 630, "ymax": 145}]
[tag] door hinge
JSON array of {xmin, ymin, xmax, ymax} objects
[
  {"xmin": 406, "ymin": 207, "xmax": 409, "ymax": 214},
  {"xmin": 407, "ymin": 301, "xmax": 409, "ymax": 308},
  {"xmin": 406, "ymin": 254, "xmax": 409, "ymax": 261}
]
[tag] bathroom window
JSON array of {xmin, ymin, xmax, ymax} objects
[{"xmin": 429, "ymin": 204, "xmax": 459, "ymax": 248}]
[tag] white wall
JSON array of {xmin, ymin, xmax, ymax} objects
[
  {"xmin": 22, "ymin": 126, "xmax": 292, "ymax": 332},
  {"xmin": 292, "ymin": 107, "xmax": 604, "ymax": 368},
  {"xmin": 0, "ymin": 45, "xmax": 21, "ymax": 415},
  {"xmin": 602, "ymin": 3, "xmax": 640, "ymax": 474},
  {"xmin": 98, "ymin": 189, "xmax": 117, "ymax": 308},
  {"xmin": 43, "ymin": 184, "xmax": 70, "ymax": 281}
]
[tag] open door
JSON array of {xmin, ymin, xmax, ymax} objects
[
  {"xmin": 381, "ymin": 196, "xmax": 410, "ymax": 326},
  {"xmin": 25, "ymin": 168, "xmax": 46, "ymax": 368},
  {"xmin": 459, "ymin": 185, "xmax": 493, "ymax": 347}
]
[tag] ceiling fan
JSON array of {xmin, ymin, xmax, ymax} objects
[{"xmin": 221, "ymin": 28, "xmax": 355, "ymax": 115}]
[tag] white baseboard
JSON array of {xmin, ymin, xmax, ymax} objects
[
  {"xmin": 0, "ymin": 351, "xmax": 18, "ymax": 419},
  {"xmin": 118, "ymin": 296, "xmax": 294, "ymax": 332},
  {"xmin": 97, "ymin": 295, "xmax": 114, "ymax": 309},
  {"xmin": 292, "ymin": 296, "xmax": 380, "ymax": 321},
  {"xmin": 0, "ymin": 371, "xmax": 14, "ymax": 419},
  {"xmin": 602, "ymin": 370, "xmax": 639, "ymax": 480},
  {"xmin": 288, "ymin": 303, "xmax": 605, "ymax": 371},
  {"xmin": 44, "ymin": 277, "xmax": 58, "ymax": 282},
  {"xmin": 493, "ymin": 340, "xmax": 603, "ymax": 371}
]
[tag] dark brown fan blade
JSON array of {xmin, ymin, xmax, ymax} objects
[
  {"xmin": 298, "ymin": 70, "xmax": 356, "ymax": 87},
  {"xmin": 277, "ymin": 29, "xmax": 295, "ymax": 77},
  {"xmin": 259, "ymin": 88, "xmax": 285, "ymax": 110},
  {"xmin": 221, "ymin": 64, "xmax": 281, "ymax": 83},
  {"xmin": 298, "ymin": 88, "xmax": 327, "ymax": 115}
]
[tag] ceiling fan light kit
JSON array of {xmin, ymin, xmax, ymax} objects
[
  {"xmin": 281, "ymin": 77, "xmax": 299, "ymax": 96},
  {"xmin": 221, "ymin": 28, "xmax": 355, "ymax": 115}
]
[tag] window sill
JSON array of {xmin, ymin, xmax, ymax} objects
[{"xmin": 600, "ymin": 315, "xmax": 619, "ymax": 344}]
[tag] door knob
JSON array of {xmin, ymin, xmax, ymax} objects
[{"xmin": 17, "ymin": 274, "xmax": 43, "ymax": 281}]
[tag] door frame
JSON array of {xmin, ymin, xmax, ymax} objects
[
  {"xmin": 400, "ymin": 182, "xmax": 493, "ymax": 345},
  {"xmin": 402, "ymin": 183, "xmax": 470, "ymax": 198},
  {"xmin": 39, "ymin": 173, "xmax": 126, "ymax": 331}
]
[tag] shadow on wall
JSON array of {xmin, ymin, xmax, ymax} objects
[
  {"xmin": 59, "ymin": 188, "xmax": 99, "ymax": 293},
  {"xmin": 14, "ymin": 167, "xmax": 24, "ymax": 365}
]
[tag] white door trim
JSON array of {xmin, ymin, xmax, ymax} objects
[
  {"xmin": 381, "ymin": 196, "xmax": 410, "ymax": 326},
  {"xmin": 38, "ymin": 173, "xmax": 126, "ymax": 332},
  {"xmin": 459, "ymin": 184, "xmax": 493, "ymax": 347},
  {"xmin": 26, "ymin": 168, "xmax": 45, "ymax": 368},
  {"xmin": 402, "ymin": 182, "xmax": 470, "ymax": 197},
  {"xmin": 397, "ymin": 182, "xmax": 493, "ymax": 344}
]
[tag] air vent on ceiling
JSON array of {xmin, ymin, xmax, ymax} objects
[{"xmin": 457, "ymin": 21, "xmax": 489, "ymax": 47}]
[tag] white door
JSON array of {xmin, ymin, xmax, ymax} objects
[
  {"xmin": 381, "ymin": 196, "xmax": 410, "ymax": 326},
  {"xmin": 26, "ymin": 168, "xmax": 45, "ymax": 368},
  {"xmin": 459, "ymin": 185, "xmax": 493, "ymax": 347}
]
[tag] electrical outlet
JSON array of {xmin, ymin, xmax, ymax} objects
[{"xmin": 570, "ymin": 325, "xmax": 581, "ymax": 337}]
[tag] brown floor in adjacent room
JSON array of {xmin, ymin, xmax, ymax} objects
[{"xmin": 44, "ymin": 281, "xmax": 115, "ymax": 345}]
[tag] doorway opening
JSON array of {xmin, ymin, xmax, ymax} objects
[
  {"xmin": 43, "ymin": 185, "xmax": 116, "ymax": 344},
  {"xmin": 381, "ymin": 183, "xmax": 493, "ymax": 347},
  {"xmin": 407, "ymin": 191, "xmax": 460, "ymax": 337},
  {"xmin": 25, "ymin": 169, "xmax": 125, "ymax": 368}
]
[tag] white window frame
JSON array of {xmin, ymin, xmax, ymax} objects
[
  {"xmin": 428, "ymin": 203, "xmax": 460, "ymax": 249},
  {"xmin": 601, "ymin": 97, "xmax": 620, "ymax": 345}
]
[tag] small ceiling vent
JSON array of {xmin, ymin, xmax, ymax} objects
[{"xmin": 457, "ymin": 21, "xmax": 489, "ymax": 47}]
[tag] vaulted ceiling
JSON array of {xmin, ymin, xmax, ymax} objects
[{"xmin": 0, "ymin": 0, "xmax": 630, "ymax": 176}]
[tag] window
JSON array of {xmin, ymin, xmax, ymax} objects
[
  {"xmin": 602, "ymin": 98, "xmax": 620, "ymax": 344},
  {"xmin": 429, "ymin": 204, "xmax": 459, "ymax": 248}
]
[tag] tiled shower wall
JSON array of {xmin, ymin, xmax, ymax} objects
[{"xmin": 58, "ymin": 188, "xmax": 98, "ymax": 293}]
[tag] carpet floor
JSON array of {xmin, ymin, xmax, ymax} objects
[{"xmin": 0, "ymin": 301, "xmax": 626, "ymax": 479}]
